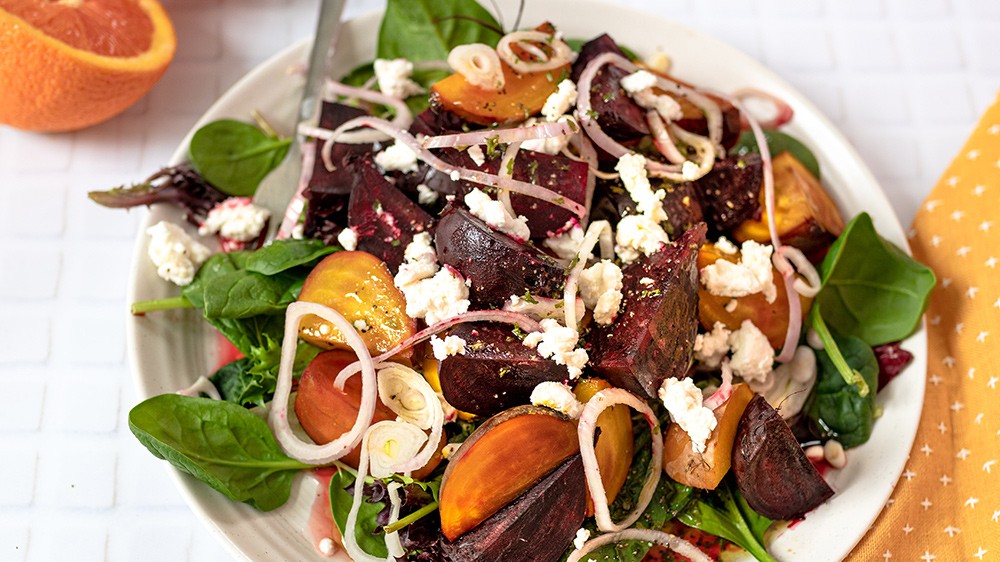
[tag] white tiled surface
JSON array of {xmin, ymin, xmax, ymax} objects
[{"xmin": 0, "ymin": 1, "xmax": 996, "ymax": 560}]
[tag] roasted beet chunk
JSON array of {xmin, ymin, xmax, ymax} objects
[
  {"xmin": 571, "ymin": 34, "xmax": 629, "ymax": 82},
  {"xmin": 435, "ymin": 205, "xmax": 566, "ymax": 308},
  {"xmin": 588, "ymin": 224, "xmax": 706, "ymax": 398},
  {"xmin": 442, "ymin": 454, "xmax": 586, "ymax": 562},
  {"xmin": 692, "ymin": 153, "xmax": 763, "ymax": 234},
  {"xmin": 732, "ymin": 395, "xmax": 835, "ymax": 520},
  {"xmin": 409, "ymin": 107, "xmax": 468, "ymax": 137},
  {"xmin": 873, "ymin": 341, "xmax": 914, "ymax": 391},
  {"xmin": 661, "ymin": 181, "xmax": 705, "ymax": 237},
  {"xmin": 438, "ymin": 323, "xmax": 568, "ymax": 417},
  {"xmin": 307, "ymin": 102, "xmax": 374, "ymax": 200},
  {"xmin": 507, "ymin": 150, "xmax": 589, "ymax": 238},
  {"xmin": 347, "ymin": 155, "xmax": 435, "ymax": 271},
  {"xmin": 588, "ymin": 64, "xmax": 649, "ymax": 141}
]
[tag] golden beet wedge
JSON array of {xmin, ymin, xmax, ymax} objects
[
  {"xmin": 574, "ymin": 378, "xmax": 634, "ymax": 515},
  {"xmin": 663, "ymin": 383, "xmax": 754, "ymax": 490},
  {"xmin": 697, "ymin": 244, "xmax": 812, "ymax": 350},
  {"xmin": 297, "ymin": 251, "xmax": 417, "ymax": 364},
  {"xmin": 430, "ymin": 62, "xmax": 568, "ymax": 126},
  {"xmin": 733, "ymin": 151, "xmax": 845, "ymax": 258},
  {"xmin": 438, "ymin": 405, "xmax": 580, "ymax": 541}
]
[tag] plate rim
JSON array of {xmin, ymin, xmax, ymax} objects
[{"xmin": 125, "ymin": 3, "xmax": 927, "ymax": 560}]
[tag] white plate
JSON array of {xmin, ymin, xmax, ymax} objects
[{"xmin": 127, "ymin": 2, "xmax": 927, "ymax": 560}]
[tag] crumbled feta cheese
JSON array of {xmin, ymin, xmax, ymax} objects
[
  {"xmin": 353, "ymin": 319, "xmax": 369, "ymax": 333},
  {"xmin": 541, "ymin": 79, "xmax": 577, "ymax": 122},
  {"xmin": 505, "ymin": 294, "xmax": 585, "ymax": 323},
  {"xmin": 464, "ymin": 188, "xmax": 530, "ymax": 241},
  {"xmin": 335, "ymin": 227, "xmax": 358, "ymax": 250},
  {"xmin": 700, "ymin": 240, "xmax": 777, "ymax": 303},
  {"xmin": 146, "ymin": 221, "xmax": 212, "ymax": 286},
  {"xmin": 198, "ymin": 197, "xmax": 270, "ymax": 242},
  {"xmin": 620, "ymin": 69, "xmax": 658, "ymax": 93},
  {"xmin": 614, "ymin": 214, "xmax": 669, "ymax": 263},
  {"xmin": 658, "ymin": 377, "xmax": 718, "ymax": 454},
  {"xmin": 449, "ymin": 170, "xmax": 461, "ymax": 181},
  {"xmin": 639, "ymin": 276, "xmax": 655, "ymax": 286},
  {"xmin": 579, "ymin": 260, "xmax": 623, "ymax": 325},
  {"xmin": 521, "ymin": 115, "xmax": 576, "ymax": 155},
  {"xmin": 430, "ymin": 335, "xmax": 467, "ymax": 360},
  {"xmin": 530, "ymin": 381, "xmax": 584, "ymax": 419},
  {"xmin": 416, "ymin": 183, "xmax": 439, "ymax": 206},
  {"xmin": 694, "ymin": 321, "xmax": 732, "ymax": 369},
  {"xmin": 681, "ymin": 160, "xmax": 701, "ymax": 181},
  {"xmin": 373, "ymin": 58, "xmax": 423, "ymax": 99},
  {"xmin": 615, "ymin": 153, "xmax": 667, "ymax": 222},
  {"xmin": 728, "ymin": 320, "xmax": 774, "ymax": 383},
  {"xmin": 543, "ymin": 222, "xmax": 584, "ymax": 260},
  {"xmin": 467, "ymin": 145, "xmax": 486, "ymax": 167},
  {"xmin": 401, "ymin": 266, "xmax": 471, "ymax": 325},
  {"xmin": 573, "ymin": 528, "xmax": 592, "ymax": 550},
  {"xmin": 714, "ymin": 237, "xmax": 739, "ymax": 255},
  {"xmin": 522, "ymin": 318, "xmax": 589, "ymax": 379},
  {"xmin": 644, "ymin": 49, "xmax": 672, "ymax": 74},
  {"xmin": 724, "ymin": 299, "xmax": 738, "ymax": 313},
  {"xmin": 374, "ymin": 143, "xmax": 419, "ymax": 173}
]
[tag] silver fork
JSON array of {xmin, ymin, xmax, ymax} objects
[{"xmin": 254, "ymin": 0, "xmax": 347, "ymax": 241}]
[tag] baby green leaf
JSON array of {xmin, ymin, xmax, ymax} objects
[
  {"xmin": 815, "ymin": 212, "xmax": 936, "ymax": 346},
  {"xmin": 128, "ymin": 394, "xmax": 310, "ymax": 511},
  {"xmin": 805, "ymin": 330, "xmax": 879, "ymax": 449},
  {"xmin": 329, "ymin": 470, "xmax": 389, "ymax": 558},
  {"xmin": 189, "ymin": 119, "xmax": 291, "ymax": 196},
  {"xmin": 377, "ymin": 0, "xmax": 503, "ymax": 63}
]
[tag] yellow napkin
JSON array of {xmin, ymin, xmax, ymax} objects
[{"xmin": 848, "ymin": 93, "xmax": 1000, "ymax": 560}]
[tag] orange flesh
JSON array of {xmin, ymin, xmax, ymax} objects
[
  {"xmin": 431, "ymin": 62, "xmax": 568, "ymax": 125},
  {"xmin": 438, "ymin": 410, "xmax": 579, "ymax": 540},
  {"xmin": 2, "ymin": 0, "xmax": 153, "ymax": 56}
]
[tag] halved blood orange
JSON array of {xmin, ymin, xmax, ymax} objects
[{"xmin": 0, "ymin": 0, "xmax": 176, "ymax": 132}]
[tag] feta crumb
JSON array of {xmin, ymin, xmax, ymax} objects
[
  {"xmin": 522, "ymin": 318, "xmax": 589, "ymax": 379},
  {"xmin": 416, "ymin": 183, "xmax": 439, "ymax": 206},
  {"xmin": 430, "ymin": 335, "xmax": 467, "ymax": 360},
  {"xmin": 573, "ymin": 528, "xmax": 592, "ymax": 550},
  {"xmin": 694, "ymin": 321, "xmax": 732, "ymax": 369},
  {"xmin": 318, "ymin": 537, "xmax": 336, "ymax": 557},
  {"xmin": 658, "ymin": 377, "xmax": 718, "ymax": 454},
  {"xmin": 728, "ymin": 320, "xmax": 774, "ymax": 383},
  {"xmin": 401, "ymin": 266, "xmax": 471, "ymax": 325},
  {"xmin": 543, "ymin": 222, "xmax": 584, "ymax": 260},
  {"xmin": 374, "ymin": 143, "xmax": 419, "ymax": 173},
  {"xmin": 644, "ymin": 49, "xmax": 672, "ymax": 74},
  {"xmin": 579, "ymin": 260, "xmax": 623, "ymax": 325},
  {"xmin": 620, "ymin": 69, "xmax": 658, "ymax": 93},
  {"xmin": 714, "ymin": 237, "xmax": 739, "ymax": 255},
  {"xmin": 530, "ymin": 381, "xmax": 584, "ymax": 419},
  {"xmin": 541, "ymin": 79, "xmax": 577, "ymax": 122},
  {"xmin": 464, "ymin": 188, "xmax": 530, "ymax": 241},
  {"xmin": 449, "ymin": 170, "xmax": 461, "ymax": 182},
  {"xmin": 505, "ymin": 294, "xmax": 585, "ymax": 323},
  {"xmin": 615, "ymin": 153, "xmax": 667, "ymax": 222},
  {"xmin": 700, "ymin": 240, "xmax": 777, "ymax": 303},
  {"xmin": 337, "ymin": 227, "xmax": 358, "ymax": 251},
  {"xmin": 614, "ymin": 214, "xmax": 669, "ymax": 263},
  {"xmin": 198, "ymin": 197, "xmax": 270, "ymax": 242},
  {"xmin": 353, "ymin": 319, "xmax": 369, "ymax": 333},
  {"xmin": 724, "ymin": 299, "xmax": 738, "ymax": 313},
  {"xmin": 467, "ymin": 145, "xmax": 486, "ymax": 166},
  {"xmin": 373, "ymin": 58, "xmax": 424, "ymax": 99},
  {"xmin": 639, "ymin": 277, "xmax": 655, "ymax": 286},
  {"xmin": 146, "ymin": 221, "xmax": 212, "ymax": 286},
  {"xmin": 681, "ymin": 160, "xmax": 701, "ymax": 181},
  {"xmin": 521, "ymin": 115, "xmax": 576, "ymax": 155}
]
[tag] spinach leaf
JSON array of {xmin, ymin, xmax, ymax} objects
[
  {"xmin": 815, "ymin": 212, "xmax": 936, "ymax": 346},
  {"xmin": 188, "ymin": 119, "xmax": 291, "ymax": 197},
  {"xmin": 805, "ymin": 330, "xmax": 879, "ymax": 448},
  {"xmin": 377, "ymin": 0, "xmax": 503, "ymax": 63},
  {"xmin": 678, "ymin": 479, "xmax": 776, "ymax": 562},
  {"xmin": 329, "ymin": 470, "xmax": 389, "ymax": 558},
  {"xmin": 243, "ymin": 238, "xmax": 336, "ymax": 275},
  {"xmin": 128, "ymin": 394, "xmax": 309, "ymax": 511},
  {"xmin": 733, "ymin": 128, "xmax": 821, "ymax": 179},
  {"xmin": 184, "ymin": 252, "xmax": 301, "ymax": 319}
]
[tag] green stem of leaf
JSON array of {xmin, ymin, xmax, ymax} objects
[
  {"xmin": 131, "ymin": 296, "xmax": 194, "ymax": 315},
  {"xmin": 382, "ymin": 501, "xmax": 439, "ymax": 534},
  {"xmin": 810, "ymin": 306, "xmax": 870, "ymax": 397},
  {"xmin": 251, "ymin": 109, "xmax": 281, "ymax": 140}
]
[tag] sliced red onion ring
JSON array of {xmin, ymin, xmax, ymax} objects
[
  {"xmin": 343, "ymin": 427, "xmax": 393, "ymax": 562},
  {"xmin": 703, "ymin": 359, "xmax": 734, "ymax": 410},
  {"xmin": 268, "ymin": 301, "xmax": 377, "ymax": 465},
  {"xmin": 646, "ymin": 110, "xmax": 687, "ymax": 164},
  {"xmin": 567, "ymin": 528, "xmax": 712, "ymax": 562},
  {"xmin": 568, "ymin": 132, "xmax": 599, "ymax": 223},
  {"xmin": 734, "ymin": 87, "xmax": 794, "ymax": 130},
  {"xmin": 175, "ymin": 376, "xmax": 220, "ymax": 400},
  {"xmin": 334, "ymin": 310, "xmax": 543, "ymax": 388},
  {"xmin": 321, "ymin": 80, "xmax": 414, "ymax": 143},
  {"xmin": 384, "ymin": 482, "xmax": 405, "ymax": 559},
  {"xmin": 497, "ymin": 141, "xmax": 522, "ymax": 216},
  {"xmin": 313, "ymin": 116, "xmax": 586, "ymax": 218},
  {"xmin": 375, "ymin": 363, "xmax": 444, "ymax": 474},
  {"xmin": 275, "ymin": 140, "xmax": 312, "ymax": 240},
  {"xmin": 421, "ymin": 121, "xmax": 575, "ymax": 149},
  {"xmin": 578, "ymin": 388, "xmax": 663, "ymax": 532},
  {"xmin": 776, "ymin": 246, "xmax": 822, "ymax": 297},
  {"xmin": 497, "ymin": 30, "xmax": 573, "ymax": 74},
  {"xmin": 563, "ymin": 220, "xmax": 613, "ymax": 328}
]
